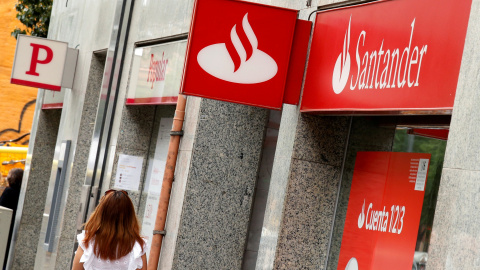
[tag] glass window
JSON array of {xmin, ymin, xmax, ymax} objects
[{"xmin": 327, "ymin": 117, "xmax": 447, "ymax": 270}]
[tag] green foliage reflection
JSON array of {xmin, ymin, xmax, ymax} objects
[{"xmin": 393, "ymin": 128, "xmax": 447, "ymax": 252}]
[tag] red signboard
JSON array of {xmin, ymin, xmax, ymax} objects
[
  {"xmin": 301, "ymin": 0, "xmax": 472, "ymax": 113},
  {"xmin": 338, "ymin": 152, "xmax": 430, "ymax": 270},
  {"xmin": 180, "ymin": 0, "xmax": 298, "ymax": 109},
  {"xmin": 409, "ymin": 128, "xmax": 449, "ymax": 141}
]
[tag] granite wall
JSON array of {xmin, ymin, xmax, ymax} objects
[
  {"xmin": 428, "ymin": 1, "xmax": 480, "ymax": 269},
  {"xmin": 171, "ymin": 99, "xmax": 269, "ymax": 270},
  {"xmin": 242, "ymin": 110, "xmax": 281, "ymax": 270},
  {"xmin": 11, "ymin": 108, "xmax": 61, "ymax": 270},
  {"xmin": 52, "ymin": 53, "xmax": 106, "ymax": 270},
  {"xmin": 107, "ymin": 104, "xmax": 175, "ymax": 225},
  {"xmin": 271, "ymin": 114, "xmax": 349, "ymax": 270},
  {"xmin": 108, "ymin": 104, "xmax": 157, "ymax": 212}
]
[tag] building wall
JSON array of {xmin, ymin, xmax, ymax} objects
[
  {"xmin": 0, "ymin": 0, "xmax": 37, "ymax": 143},
  {"xmin": 428, "ymin": 1, "xmax": 480, "ymax": 269},
  {"xmin": 10, "ymin": 0, "xmax": 479, "ymax": 269},
  {"xmin": 10, "ymin": 0, "xmax": 118, "ymax": 269},
  {"xmin": 11, "ymin": 103, "xmax": 61, "ymax": 269}
]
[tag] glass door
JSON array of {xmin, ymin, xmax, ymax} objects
[{"xmin": 327, "ymin": 116, "xmax": 448, "ymax": 270}]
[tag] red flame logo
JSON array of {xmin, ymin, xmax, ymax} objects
[{"xmin": 225, "ymin": 13, "xmax": 258, "ymax": 72}]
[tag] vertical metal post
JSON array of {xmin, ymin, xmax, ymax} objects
[{"xmin": 81, "ymin": 0, "xmax": 135, "ymax": 223}]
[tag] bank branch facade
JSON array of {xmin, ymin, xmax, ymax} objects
[{"xmin": 6, "ymin": 0, "xmax": 480, "ymax": 269}]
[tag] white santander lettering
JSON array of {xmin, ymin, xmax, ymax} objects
[{"xmin": 348, "ymin": 18, "xmax": 427, "ymax": 92}]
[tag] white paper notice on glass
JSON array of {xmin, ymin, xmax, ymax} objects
[
  {"xmin": 415, "ymin": 158, "xmax": 429, "ymax": 191},
  {"xmin": 114, "ymin": 154, "xmax": 144, "ymax": 191}
]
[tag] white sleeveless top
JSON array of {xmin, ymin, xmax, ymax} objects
[{"xmin": 77, "ymin": 231, "xmax": 147, "ymax": 270}]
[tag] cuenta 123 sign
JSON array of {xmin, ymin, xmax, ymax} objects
[
  {"xmin": 180, "ymin": 0, "xmax": 298, "ymax": 110},
  {"xmin": 301, "ymin": 0, "xmax": 472, "ymax": 113},
  {"xmin": 11, "ymin": 35, "xmax": 78, "ymax": 92},
  {"xmin": 339, "ymin": 152, "xmax": 430, "ymax": 270}
]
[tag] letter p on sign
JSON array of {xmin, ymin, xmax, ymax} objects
[
  {"xmin": 11, "ymin": 35, "xmax": 75, "ymax": 91},
  {"xmin": 26, "ymin": 43, "xmax": 54, "ymax": 76}
]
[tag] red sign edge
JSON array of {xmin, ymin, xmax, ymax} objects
[
  {"xmin": 409, "ymin": 128, "xmax": 449, "ymax": 140},
  {"xmin": 11, "ymin": 78, "xmax": 61, "ymax": 91},
  {"xmin": 126, "ymin": 96, "xmax": 178, "ymax": 105},
  {"xmin": 283, "ymin": 19, "xmax": 312, "ymax": 105},
  {"xmin": 42, "ymin": 103, "xmax": 63, "ymax": 110},
  {"xmin": 300, "ymin": 107, "xmax": 454, "ymax": 114}
]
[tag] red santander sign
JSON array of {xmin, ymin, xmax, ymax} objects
[
  {"xmin": 181, "ymin": 0, "xmax": 298, "ymax": 109},
  {"xmin": 11, "ymin": 35, "xmax": 77, "ymax": 92},
  {"xmin": 301, "ymin": 0, "xmax": 472, "ymax": 113}
]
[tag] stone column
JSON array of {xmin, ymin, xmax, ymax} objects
[
  {"xmin": 11, "ymin": 95, "xmax": 61, "ymax": 270},
  {"xmin": 428, "ymin": 1, "xmax": 480, "ymax": 269},
  {"xmin": 53, "ymin": 54, "xmax": 106, "ymax": 270},
  {"xmin": 170, "ymin": 99, "xmax": 268, "ymax": 270}
]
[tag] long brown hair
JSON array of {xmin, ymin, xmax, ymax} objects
[{"xmin": 83, "ymin": 190, "xmax": 144, "ymax": 260}]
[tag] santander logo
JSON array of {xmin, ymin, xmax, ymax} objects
[
  {"xmin": 197, "ymin": 13, "xmax": 278, "ymax": 84},
  {"xmin": 332, "ymin": 17, "xmax": 428, "ymax": 94},
  {"xmin": 332, "ymin": 17, "xmax": 352, "ymax": 94},
  {"xmin": 357, "ymin": 199, "xmax": 365, "ymax": 229},
  {"xmin": 147, "ymin": 52, "xmax": 168, "ymax": 89},
  {"xmin": 345, "ymin": 257, "xmax": 358, "ymax": 270}
]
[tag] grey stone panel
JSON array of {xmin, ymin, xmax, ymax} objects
[
  {"xmin": 269, "ymin": 116, "xmax": 349, "ymax": 270},
  {"xmin": 116, "ymin": 105, "xmax": 157, "ymax": 155},
  {"xmin": 171, "ymin": 99, "xmax": 268, "ymax": 270},
  {"xmin": 255, "ymin": 104, "xmax": 300, "ymax": 270},
  {"xmin": 273, "ymin": 159, "xmax": 340, "ymax": 270},
  {"xmin": 12, "ymin": 109, "xmax": 61, "ymax": 270},
  {"xmin": 428, "ymin": 1, "xmax": 480, "ymax": 269},
  {"xmin": 242, "ymin": 110, "xmax": 281, "ymax": 270},
  {"xmin": 109, "ymin": 104, "xmax": 174, "ymax": 214},
  {"xmin": 53, "ymin": 53, "xmax": 106, "ymax": 270},
  {"xmin": 443, "ymin": 0, "xmax": 480, "ymax": 171},
  {"xmin": 428, "ymin": 169, "xmax": 480, "ymax": 269},
  {"xmin": 292, "ymin": 114, "xmax": 350, "ymax": 167}
]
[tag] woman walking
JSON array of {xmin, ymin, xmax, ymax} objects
[{"xmin": 72, "ymin": 189, "xmax": 147, "ymax": 270}]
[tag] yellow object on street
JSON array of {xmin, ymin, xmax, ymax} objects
[{"xmin": 0, "ymin": 145, "xmax": 27, "ymax": 177}]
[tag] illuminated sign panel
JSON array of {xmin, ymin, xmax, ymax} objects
[
  {"xmin": 180, "ymin": 0, "xmax": 298, "ymax": 109},
  {"xmin": 11, "ymin": 35, "xmax": 77, "ymax": 92},
  {"xmin": 339, "ymin": 152, "xmax": 430, "ymax": 270},
  {"xmin": 127, "ymin": 41, "xmax": 187, "ymax": 105},
  {"xmin": 301, "ymin": 0, "xmax": 472, "ymax": 113}
]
